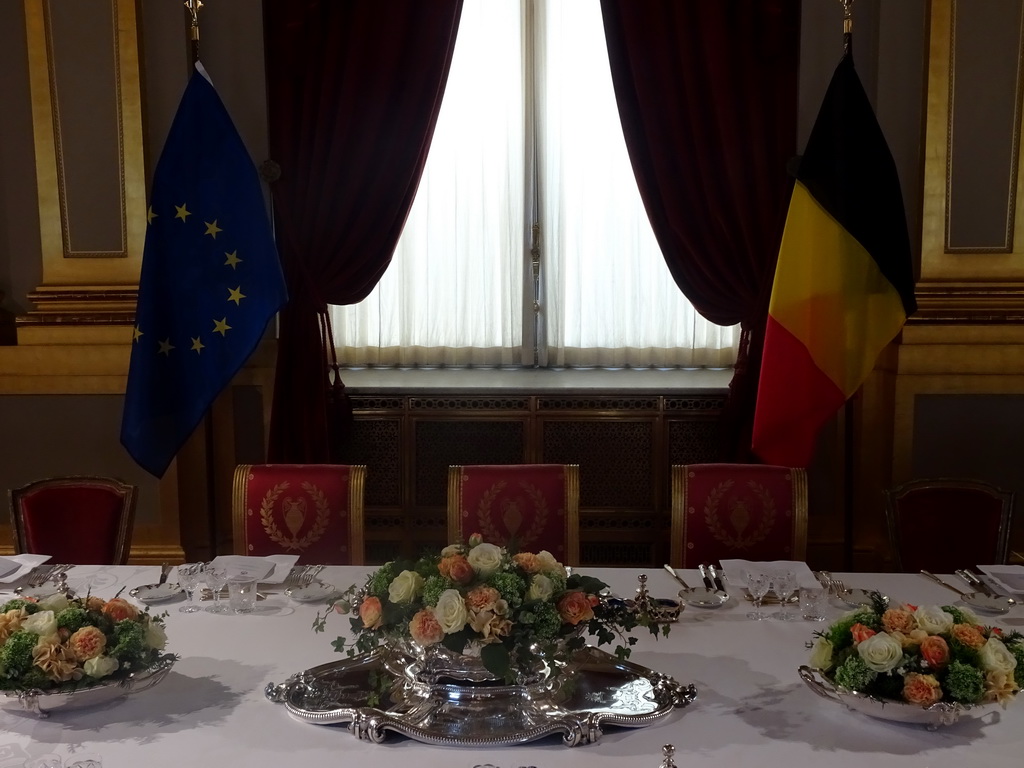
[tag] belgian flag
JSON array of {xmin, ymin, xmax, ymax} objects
[{"xmin": 751, "ymin": 50, "xmax": 917, "ymax": 467}]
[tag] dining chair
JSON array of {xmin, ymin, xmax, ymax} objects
[
  {"xmin": 884, "ymin": 477, "xmax": 1014, "ymax": 573},
  {"xmin": 669, "ymin": 463, "xmax": 808, "ymax": 568},
  {"xmin": 447, "ymin": 464, "xmax": 580, "ymax": 565},
  {"xmin": 232, "ymin": 464, "xmax": 367, "ymax": 565},
  {"xmin": 9, "ymin": 475, "xmax": 138, "ymax": 564}
]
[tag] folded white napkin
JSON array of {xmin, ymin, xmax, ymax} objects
[
  {"xmin": 977, "ymin": 564, "xmax": 1024, "ymax": 594},
  {"xmin": 0, "ymin": 554, "xmax": 52, "ymax": 584},
  {"xmin": 718, "ymin": 559, "xmax": 820, "ymax": 590},
  {"xmin": 208, "ymin": 554, "xmax": 300, "ymax": 584}
]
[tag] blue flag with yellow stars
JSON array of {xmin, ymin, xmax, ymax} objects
[{"xmin": 121, "ymin": 63, "xmax": 287, "ymax": 477}]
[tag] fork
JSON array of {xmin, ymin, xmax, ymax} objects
[{"xmin": 301, "ymin": 565, "xmax": 324, "ymax": 587}]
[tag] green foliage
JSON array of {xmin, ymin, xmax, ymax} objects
[
  {"xmin": 1008, "ymin": 642, "xmax": 1024, "ymax": 688},
  {"xmin": 944, "ymin": 660, "xmax": 985, "ymax": 704},
  {"xmin": 421, "ymin": 575, "xmax": 454, "ymax": 607},
  {"xmin": 0, "ymin": 600, "xmax": 40, "ymax": 615},
  {"xmin": 947, "ymin": 636, "xmax": 981, "ymax": 668},
  {"xmin": 55, "ymin": 607, "xmax": 90, "ymax": 634},
  {"xmin": 833, "ymin": 655, "xmax": 877, "ymax": 691},
  {"xmin": 110, "ymin": 620, "xmax": 146, "ymax": 664},
  {"xmin": 941, "ymin": 606, "xmax": 974, "ymax": 625},
  {"xmin": 826, "ymin": 609, "xmax": 879, "ymax": 651},
  {"xmin": 0, "ymin": 631, "xmax": 38, "ymax": 679},
  {"xmin": 367, "ymin": 562, "xmax": 399, "ymax": 598},
  {"xmin": 488, "ymin": 572, "xmax": 526, "ymax": 609},
  {"xmin": 866, "ymin": 671, "xmax": 904, "ymax": 700},
  {"xmin": 515, "ymin": 601, "xmax": 561, "ymax": 640}
]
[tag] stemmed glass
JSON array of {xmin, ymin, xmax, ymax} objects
[
  {"xmin": 204, "ymin": 564, "xmax": 230, "ymax": 614},
  {"xmin": 772, "ymin": 570, "xmax": 799, "ymax": 620},
  {"xmin": 177, "ymin": 563, "xmax": 205, "ymax": 613},
  {"xmin": 745, "ymin": 570, "xmax": 771, "ymax": 620}
]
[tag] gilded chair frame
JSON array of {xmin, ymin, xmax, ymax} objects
[
  {"xmin": 884, "ymin": 477, "xmax": 1014, "ymax": 571},
  {"xmin": 231, "ymin": 464, "xmax": 367, "ymax": 565},
  {"xmin": 446, "ymin": 464, "xmax": 581, "ymax": 566},
  {"xmin": 9, "ymin": 475, "xmax": 138, "ymax": 565},
  {"xmin": 669, "ymin": 464, "xmax": 809, "ymax": 568}
]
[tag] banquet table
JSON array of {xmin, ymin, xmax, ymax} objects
[{"xmin": 1, "ymin": 565, "xmax": 1022, "ymax": 768}]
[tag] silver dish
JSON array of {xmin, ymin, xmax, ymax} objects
[
  {"xmin": 0, "ymin": 653, "xmax": 177, "ymax": 718},
  {"xmin": 129, "ymin": 583, "xmax": 184, "ymax": 604},
  {"xmin": 679, "ymin": 587, "xmax": 728, "ymax": 608},
  {"xmin": 267, "ymin": 645, "xmax": 696, "ymax": 747},
  {"xmin": 798, "ymin": 665, "xmax": 992, "ymax": 730},
  {"xmin": 839, "ymin": 588, "xmax": 890, "ymax": 609}
]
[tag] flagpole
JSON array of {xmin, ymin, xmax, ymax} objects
[
  {"xmin": 839, "ymin": 0, "xmax": 855, "ymax": 572},
  {"xmin": 841, "ymin": 0, "xmax": 854, "ymax": 53},
  {"xmin": 185, "ymin": 0, "xmax": 203, "ymax": 66}
]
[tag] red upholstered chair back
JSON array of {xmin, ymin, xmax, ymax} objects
[
  {"xmin": 885, "ymin": 478, "xmax": 1013, "ymax": 573},
  {"xmin": 232, "ymin": 464, "xmax": 366, "ymax": 565},
  {"xmin": 9, "ymin": 476, "xmax": 137, "ymax": 564},
  {"xmin": 447, "ymin": 464, "xmax": 580, "ymax": 565},
  {"xmin": 670, "ymin": 464, "xmax": 808, "ymax": 568}
]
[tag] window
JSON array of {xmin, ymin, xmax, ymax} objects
[{"xmin": 330, "ymin": 0, "xmax": 738, "ymax": 369}]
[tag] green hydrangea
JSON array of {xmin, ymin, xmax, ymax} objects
[
  {"xmin": 827, "ymin": 610, "xmax": 880, "ymax": 651},
  {"xmin": 944, "ymin": 660, "xmax": 985, "ymax": 704},
  {"xmin": 0, "ymin": 599, "xmax": 40, "ymax": 615},
  {"xmin": 1009, "ymin": 642, "xmax": 1024, "ymax": 687},
  {"xmin": 421, "ymin": 575, "xmax": 454, "ymax": 607},
  {"xmin": 833, "ymin": 655, "xmax": 877, "ymax": 691},
  {"xmin": 55, "ymin": 607, "xmax": 90, "ymax": 634},
  {"xmin": 488, "ymin": 572, "xmax": 526, "ymax": 610},
  {"xmin": 948, "ymin": 636, "xmax": 982, "ymax": 668},
  {"xmin": 0, "ymin": 631, "xmax": 39, "ymax": 679},
  {"xmin": 941, "ymin": 605, "xmax": 975, "ymax": 626},
  {"xmin": 110, "ymin": 620, "xmax": 146, "ymax": 663},
  {"xmin": 515, "ymin": 601, "xmax": 561, "ymax": 640},
  {"xmin": 367, "ymin": 562, "xmax": 398, "ymax": 598},
  {"xmin": 545, "ymin": 570, "xmax": 567, "ymax": 595}
]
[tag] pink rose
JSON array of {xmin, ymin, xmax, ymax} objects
[
  {"xmin": 557, "ymin": 592, "xmax": 595, "ymax": 626},
  {"xmin": 903, "ymin": 672, "xmax": 943, "ymax": 706},
  {"xmin": 850, "ymin": 623, "xmax": 876, "ymax": 644},
  {"xmin": 919, "ymin": 635, "xmax": 950, "ymax": 669},
  {"xmin": 409, "ymin": 609, "xmax": 444, "ymax": 646},
  {"xmin": 359, "ymin": 597, "xmax": 383, "ymax": 630},
  {"xmin": 438, "ymin": 555, "xmax": 475, "ymax": 585},
  {"xmin": 101, "ymin": 598, "xmax": 138, "ymax": 622},
  {"xmin": 68, "ymin": 626, "xmax": 107, "ymax": 661}
]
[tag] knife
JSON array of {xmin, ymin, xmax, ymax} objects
[
  {"xmin": 662, "ymin": 564, "xmax": 692, "ymax": 591},
  {"xmin": 920, "ymin": 570, "xmax": 967, "ymax": 596},
  {"xmin": 157, "ymin": 563, "xmax": 171, "ymax": 586},
  {"xmin": 707, "ymin": 564, "xmax": 727, "ymax": 594},
  {"xmin": 957, "ymin": 569, "xmax": 995, "ymax": 597},
  {"xmin": 698, "ymin": 564, "xmax": 715, "ymax": 591}
]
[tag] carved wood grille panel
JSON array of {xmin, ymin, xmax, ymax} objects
[{"xmin": 338, "ymin": 418, "xmax": 402, "ymax": 507}]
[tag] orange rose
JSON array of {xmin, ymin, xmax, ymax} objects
[
  {"xmin": 513, "ymin": 553, "xmax": 541, "ymax": 574},
  {"xmin": 881, "ymin": 608, "xmax": 916, "ymax": 634},
  {"xmin": 101, "ymin": 598, "xmax": 138, "ymax": 622},
  {"xmin": 919, "ymin": 635, "xmax": 950, "ymax": 669},
  {"xmin": 409, "ymin": 609, "xmax": 444, "ymax": 646},
  {"xmin": 68, "ymin": 625, "xmax": 107, "ymax": 661},
  {"xmin": 358, "ymin": 597, "xmax": 383, "ymax": 630},
  {"xmin": 438, "ymin": 555, "xmax": 474, "ymax": 585},
  {"xmin": 557, "ymin": 591, "xmax": 595, "ymax": 626},
  {"xmin": 903, "ymin": 672, "xmax": 943, "ymax": 706},
  {"xmin": 950, "ymin": 623, "xmax": 986, "ymax": 649},
  {"xmin": 850, "ymin": 623, "xmax": 876, "ymax": 644},
  {"xmin": 465, "ymin": 586, "xmax": 500, "ymax": 613},
  {"xmin": 85, "ymin": 596, "xmax": 106, "ymax": 612}
]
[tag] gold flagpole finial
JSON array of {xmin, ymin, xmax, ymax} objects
[
  {"xmin": 840, "ymin": 0, "xmax": 854, "ymax": 53},
  {"xmin": 184, "ymin": 0, "xmax": 204, "ymax": 64}
]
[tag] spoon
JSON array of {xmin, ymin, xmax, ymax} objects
[
  {"xmin": 920, "ymin": 570, "xmax": 1013, "ymax": 614},
  {"xmin": 663, "ymin": 564, "xmax": 727, "ymax": 608}
]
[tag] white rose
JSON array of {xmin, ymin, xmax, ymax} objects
[
  {"xmin": 534, "ymin": 551, "xmax": 565, "ymax": 576},
  {"xmin": 467, "ymin": 543, "xmax": 504, "ymax": 577},
  {"xmin": 526, "ymin": 574, "xmax": 554, "ymax": 602},
  {"xmin": 22, "ymin": 610, "xmax": 57, "ymax": 637},
  {"xmin": 440, "ymin": 544, "xmax": 465, "ymax": 557},
  {"xmin": 809, "ymin": 637, "xmax": 834, "ymax": 670},
  {"xmin": 83, "ymin": 655, "xmax": 119, "ymax": 679},
  {"xmin": 145, "ymin": 620, "xmax": 168, "ymax": 650},
  {"xmin": 388, "ymin": 570, "xmax": 424, "ymax": 604},
  {"xmin": 856, "ymin": 632, "xmax": 904, "ymax": 672},
  {"xmin": 434, "ymin": 589, "xmax": 469, "ymax": 634},
  {"xmin": 957, "ymin": 606, "xmax": 981, "ymax": 626},
  {"xmin": 37, "ymin": 593, "xmax": 69, "ymax": 613},
  {"xmin": 914, "ymin": 605, "xmax": 954, "ymax": 635},
  {"xmin": 979, "ymin": 637, "xmax": 1018, "ymax": 675}
]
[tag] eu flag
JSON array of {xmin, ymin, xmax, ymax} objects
[{"xmin": 121, "ymin": 63, "xmax": 287, "ymax": 477}]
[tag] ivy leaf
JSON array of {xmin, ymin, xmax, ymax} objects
[{"xmin": 481, "ymin": 642, "xmax": 510, "ymax": 679}]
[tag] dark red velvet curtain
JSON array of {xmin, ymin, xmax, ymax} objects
[
  {"xmin": 600, "ymin": 0, "xmax": 800, "ymax": 459},
  {"xmin": 263, "ymin": 0, "xmax": 463, "ymax": 462}
]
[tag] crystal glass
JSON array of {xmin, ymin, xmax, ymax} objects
[
  {"xmin": 772, "ymin": 570, "xmax": 799, "ymax": 620},
  {"xmin": 744, "ymin": 570, "xmax": 770, "ymax": 620},
  {"xmin": 204, "ymin": 565, "xmax": 230, "ymax": 614},
  {"xmin": 177, "ymin": 563, "xmax": 204, "ymax": 613},
  {"xmin": 799, "ymin": 587, "xmax": 828, "ymax": 621}
]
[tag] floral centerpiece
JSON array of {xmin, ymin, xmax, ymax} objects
[
  {"xmin": 0, "ymin": 592, "xmax": 169, "ymax": 693},
  {"xmin": 807, "ymin": 593, "xmax": 1022, "ymax": 709},
  {"xmin": 315, "ymin": 535, "xmax": 665, "ymax": 684}
]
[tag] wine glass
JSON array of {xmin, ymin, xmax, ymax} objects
[
  {"xmin": 177, "ymin": 563, "xmax": 204, "ymax": 613},
  {"xmin": 204, "ymin": 564, "xmax": 230, "ymax": 614},
  {"xmin": 772, "ymin": 570, "xmax": 799, "ymax": 620},
  {"xmin": 745, "ymin": 570, "xmax": 770, "ymax": 620}
]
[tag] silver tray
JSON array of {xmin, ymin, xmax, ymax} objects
[
  {"xmin": 0, "ymin": 654, "xmax": 176, "ymax": 718},
  {"xmin": 266, "ymin": 645, "xmax": 696, "ymax": 747},
  {"xmin": 799, "ymin": 665, "xmax": 993, "ymax": 730}
]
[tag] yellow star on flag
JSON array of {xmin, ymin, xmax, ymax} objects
[
  {"xmin": 174, "ymin": 204, "xmax": 191, "ymax": 222},
  {"xmin": 191, "ymin": 336, "xmax": 205, "ymax": 354},
  {"xmin": 158, "ymin": 338, "xmax": 175, "ymax": 356},
  {"xmin": 213, "ymin": 318, "xmax": 232, "ymax": 337},
  {"xmin": 227, "ymin": 287, "xmax": 246, "ymax": 306},
  {"xmin": 132, "ymin": 326, "xmax": 143, "ymax": 343},
  {"xmin": 147, "ymin": 206, "xmax": 158, "ymax": 225},
  {"xmin": 204, "ymin": 220, "xmax": 222, "ymax": 239},
  {"xmin": 224, "ymin": 250, "xmax": 242, "ymax": 269}
]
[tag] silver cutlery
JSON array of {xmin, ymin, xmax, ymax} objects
[
  {"xmin": 707, "ymin": 564, "xmax": 728, "ymax": 595},
  {"xmin": 697, "ymin": 564, "xmax": 715, "ymax": 591},
  {"xmin": 921, "ymin": 570, "xmax": 968, "ymax": 596},
  {"xmin": 157, "ymin": 563, "xmax": 172, "ymax": 586},
  {"xmin": 956, "ymin": 569, "xmax": 1018, "ymax": 607},
  {"xmin": 662, "ymin": 564, "xmax": 692, "ymax": 590},
  {"xmin": 301, "ymin": 565, "xmax": 324, "ymax": 587}
]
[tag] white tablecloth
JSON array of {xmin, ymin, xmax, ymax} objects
[{"xmin": 1, "ymin": 566, "xmax": 1022, "ymax": 768}]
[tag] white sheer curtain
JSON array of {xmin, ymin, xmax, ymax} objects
[{"xmin": 330, "ymin": 0, "xmax": 738, "ymax": 369}]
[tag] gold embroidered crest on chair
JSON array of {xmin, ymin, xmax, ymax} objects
[
  {"xmin": 9, "ymin": 476, "xmax": 137, "ymax": 565},
  {"xmin": 670, "ymin": 463, "xmax": 808, "ymax": 568},
  {"xmin": 231, "ymin": 464, "xmax": 366, "ymax": 565},
  {"xmin": 447, "ymin": 464, "xmax": 580, "ymax": 565}
]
